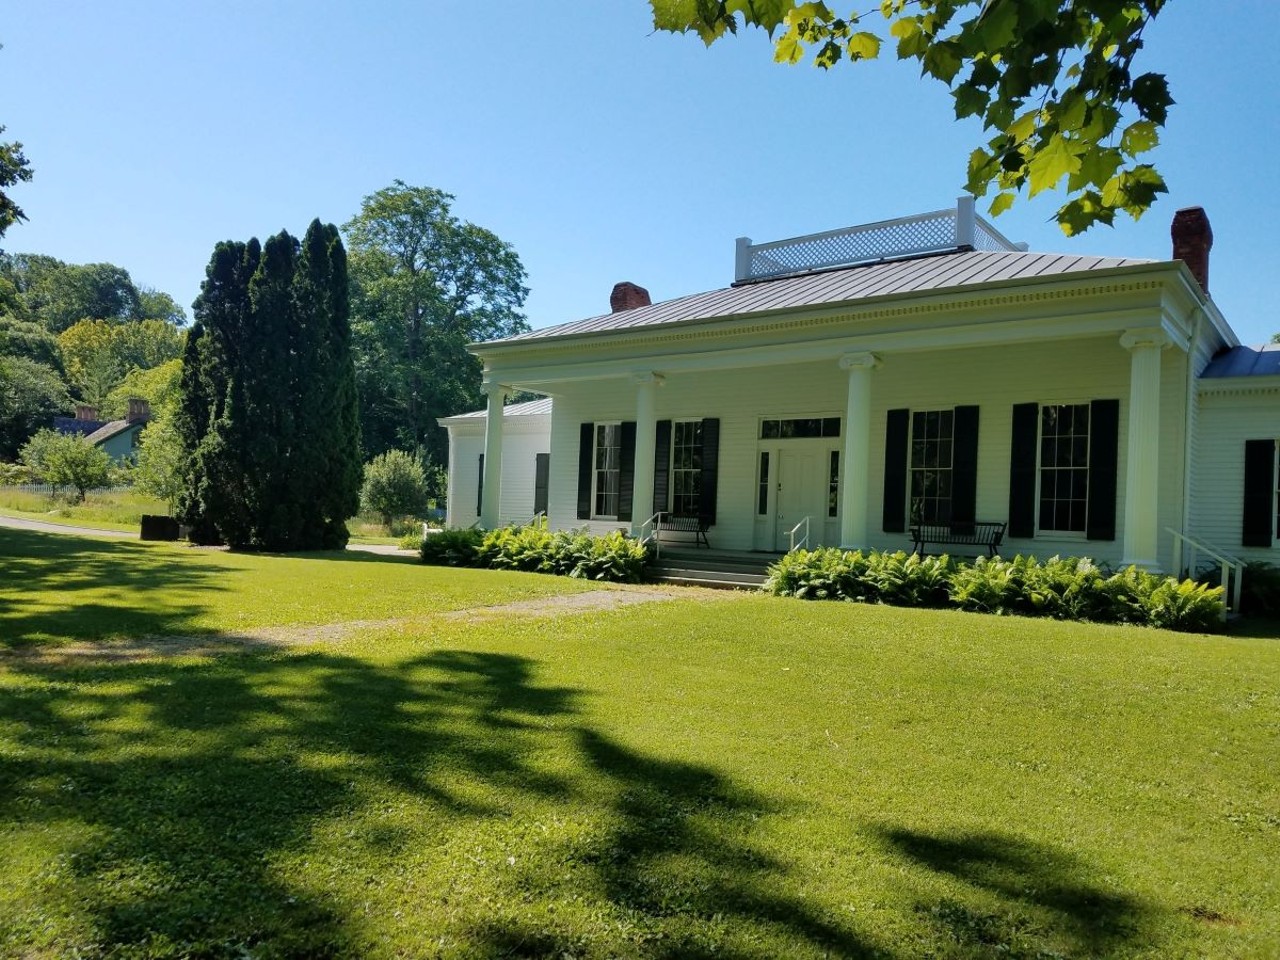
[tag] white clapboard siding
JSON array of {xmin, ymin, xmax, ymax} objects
[
  {"xmin": 444, "ymin": 417, "xmax": 550, "ymax": 528},
  {"xmin": 1190, "ymin": 382, "xmax": 1280, "ymax": 562},
  {"xmin": 548, "ymin": 336, "xmax": 1191, "ymax": 568}
]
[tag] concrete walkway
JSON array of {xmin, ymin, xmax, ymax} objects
[{"xmin": 0, "ymin": 513, "xmax": 416, "ymax": 557}]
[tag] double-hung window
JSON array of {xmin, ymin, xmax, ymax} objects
[
  {"xmin": 670, "ymin": 420, "xmax": 703, "ymax": 517},
  {"xmin": 1038, "ymin": 403, "xmax": 1090, "ymax": 533},
  {"xmin": 593, "ymin": 423, "xmax": 621, "ymax": 518},
  {"xmin": 909, "ymin": 410, "xmax": 954, "ymax": 523}
]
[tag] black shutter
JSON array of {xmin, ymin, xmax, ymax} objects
[
  {"xmin": 951, "ymin": 405, "xmax": 980, "ymax": 532},
  {"xmin": 534, "ymin": 453, "xmax": 550, "ymax": 516},
  {"xmin": 1086, "ymin": 399, "xmax": 1120, "ymax": 540},
  {"xmin": 576, "ymin": 423, "xmax": 593, "ymax": 520},
  {"xmin": 1008, "ymin": 403, "xmax": 1039, "ymax": 539},
  {"xmin": 618, "ymin": 421, "xmax": 637, "ymax": 522},
  {"xmin": 699, "ymin": 418, "xmax": 720, "ymax": 523},
  {"xmin": 882, "ymin": 408, "xmax": 909, "ymax": 532},
  {"xmin": 653, "ymin": 420, "xmax": 672, "ymax": 515},
  {"xmin": 476, "ymin": 454, "xmax": 484, "ymax": 517},
  {"xmin": 1243, "ymin": 439, "xmax": 1276, "ymax": 547}
]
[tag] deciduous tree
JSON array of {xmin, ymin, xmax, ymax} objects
[
  {"xmin": 344, "ymin": 182, "xmax": 529, "ymax": 464},
  {"xmin": 0, "ymin": 355, "xmax": 68, "ymax": 459},
  {"xmin": 19, "ymin": 428, "xmax": 111, "ymax": 501},
  {"xmin": 649, "ymin": 0, "xmax": 1171, "ymax": 234},
  {"xmin": 0, "ymin": 125, "xmax": 32, "ymax": 243}
]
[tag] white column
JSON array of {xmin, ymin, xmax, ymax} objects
[
  {"xmin": 480, "ymin": 384, "xmax": 509, "ymax": 528},
  {"xmin": 630, "ymin": 373, "xmax": 663, "ymax": 535},
  {"xmin": 1120, "ymin": 329, "xmax": 1170, "ymax": 568},
  {"xmin": 839, "ymin": 352, "xmax": 880, "ymax": 549}
]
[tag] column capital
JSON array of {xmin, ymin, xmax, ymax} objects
[
  {"xmin": 1119, "ymin": 328, "xmax": 1172, "ymax": 352},
  {"xmin": 839, "ymin": 351, "xmax": 881, "ymax": 372},
  {"xmin": 483, "ymin": 383, "xmax": 511, "ymax": 400},
  {"xmin": 631, "ymin": 371, "xmax": 665, "ymax": 387}
]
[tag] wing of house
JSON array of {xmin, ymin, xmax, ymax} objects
[
  {"xmin": 442, "ymin": 198, "xmax": 1278, "ymax": 571},
  {"xmin": 63, "ymin": 398, "xmax": 152, "ymax": 463}
]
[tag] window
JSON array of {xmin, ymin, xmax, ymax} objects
[
  {"xmin": 593, "ymin": 423, "xmax": 621, "ymax": 518},
  {"xmin": 671, "ymin": 420, "xmax": 703, "ymax": 517},
  {"xmin": 1039, "ymin": 403, "xmax": 1090, "ymax": 533},
  {"xmin": 758, "ymin": 452, "xmax": 770, "ymax": 515},
  {"xmin": 828, "ymin": 451, "xmax": 840, "ymax": 518},
  {"xmin": 760, "ymin": 417, "xmax": 841, "ymax": 439},
  {"xmin": 910, "ymin": 410, "xmax": 953, "ymax": 523}
]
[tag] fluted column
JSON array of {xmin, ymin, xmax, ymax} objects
[
  {"xmin": 1120, "ymin": 329, "xmax": 1169, "ymax": 568},
  {"xmin": 480, "ymin": 384, "xmax": 509, "ymax": 528},
  {"xmin": 839, "ymin": 352, "xmax": 880, "ymax": 548},
  {"xmin": 630, "ymin": 373, "xmax": 663, "ymax": 535}
]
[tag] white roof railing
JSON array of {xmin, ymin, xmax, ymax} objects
[{"xmin": 734, "ymin": 197, "xmax": 1027, "ymax": 283}]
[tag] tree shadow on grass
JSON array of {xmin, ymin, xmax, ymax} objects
[
  {"xmin": 872, "ymin": 825, "xmax": 1160, "ymax": 958},
  {"xmin": 1, "ymin": 645, "xmax": 882, "ymax": 958},
  {"xmin": 0, "ymin": 527, "xmax": 227, "ymax": 650}
]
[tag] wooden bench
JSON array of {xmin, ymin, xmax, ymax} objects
[
  {"xmin": 910, "ymin": 521, "xmax": 1006, "ymax": 557},
  {"xmin": 655, "ymin": 513, "xmax": 711, "ymax": 549}
]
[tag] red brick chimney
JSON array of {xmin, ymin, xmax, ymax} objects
[
  {"xmin": 75, "ymin": 405, "xmax": 98, "ymax": 422},
  {"xmin": 1171, "ymin": 206, "xmax": 1213, "ymax": 295},
  {"xmin": 610, "ymin": 281, "xmax": 651, "ymax": 313},
  {"xmin": 125, "ymin": 398, "xmax": 151, "ymax": 423}
]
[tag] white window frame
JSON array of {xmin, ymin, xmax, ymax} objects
[
  {"xmin": 908, "ymin": 408, "xmax": 955, "ymax": 525},
  {"xmin": 1036, "ymin": 401, "xmax": 1091, "ymax": 537},
  {"xmin": 592, "ymin": 422, "xmax": 622, "ymax": 520},
  {"xmin": 669, "ymin": 419, "xmax": 703, "ymax": 518}
]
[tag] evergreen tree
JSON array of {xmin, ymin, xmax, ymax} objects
[{"xmin": 177, "ymin": 225, "xmax": 359, "ymax": 550}]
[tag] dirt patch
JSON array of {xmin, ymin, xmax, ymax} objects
[{"xmin": 7, "ymin": 583, "xmax": 736, "ymax": 665}]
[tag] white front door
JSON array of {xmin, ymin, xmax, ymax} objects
[{"xmin": 775, "ymin": 451, "xmax": 826, "ymax": 551}]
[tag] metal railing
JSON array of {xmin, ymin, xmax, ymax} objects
[
  {"xmin": 787, "ymin": 516, "xmax": 811, "ymax": 554},
  {"xmin": 637, "ymin": 511, "xmax": 664, "ymax": 558},
  {"xmin": 734, "ymin": 197, "xmax": 1024, "ymax": 282},
  {"xmin": 1167, "ymin": 527, "xmax": 1244, "ymax": 619}
]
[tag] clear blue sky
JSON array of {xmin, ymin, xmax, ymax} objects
[{"xmin": 3, "ymin": 2, "xmax": 1278, "ymax": 343}]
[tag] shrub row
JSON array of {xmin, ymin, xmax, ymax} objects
[
  {"xmin": 765, "ymin": 549, "xmax": 1225, "ymax": 633},
  {"xmin": 420, "ymin": 525, "xmax": 650, "ymax": 583}
]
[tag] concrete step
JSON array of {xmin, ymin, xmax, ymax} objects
[
  {"xmin": 654, "ymin": 572, "xmax": 767, "ymax": 590},
  {"xmin": 653, "ymin": 565, "xmax": 767, "ymax": 584}
]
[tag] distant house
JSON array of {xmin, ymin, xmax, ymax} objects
[
  {"xmin": 442, "ymin": 198, "xmax": 1279, "ymax": 572},
  {"xmin": 55, "ymin": 398, "xmax": 152, "ymax": 463}
]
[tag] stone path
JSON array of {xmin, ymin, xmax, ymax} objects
[{"xmin": 8, "ymin": 585, "xmax": 717, "ymax": 664}]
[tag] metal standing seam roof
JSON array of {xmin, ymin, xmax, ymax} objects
[
  {"xmin": 1200, "ymin": 344, "xmax": 1280, "ymax": 378},
  {"xmin": 442, "ymin": 397, "xmax": 553, "ymax": 421},
  {"xmin": 481, "ymin": 249, "xmax": 1157, "ymax": 348}
]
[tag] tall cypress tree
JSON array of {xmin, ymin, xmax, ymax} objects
[{"xmin": 178, "ymin": 224, "xmax": 359, "ymax": 551}]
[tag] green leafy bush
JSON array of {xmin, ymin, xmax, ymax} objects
[
  {"xmin": 397, "ymin": 530, "xmax": 424, "ymax": 551},
  {"xmin": 361, "ymin": 450, "xmax": 429, "ymax": 529},
  {"xmin": 419, "ymin": 528, "xmax": 483, "ymax": 567},
  {"xmin": 766, "ymin": 547, "xmax": 1225, "ymax": 633},
  {"xmin": 421, "ymin": 524, "xmax": 651, "ymax": 584}
]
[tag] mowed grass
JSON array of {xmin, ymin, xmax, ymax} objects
[
  {"xmin": 0, "ymin": 487, "xmax": 169, "ymax": 533},
  {"xmin": 1, "ymin": 531, "xmax": 1278, "ymax": 957},
  {"xmin": 0, "ymin": 527, "xmax": 593, "ymax": 650}
]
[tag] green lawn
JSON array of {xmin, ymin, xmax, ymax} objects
[
  {"xmin": 1, "ymin": 529, "xmax": 1278, "ymax": 958},
  {"xmin": 0, "ymin": 487, "xmax": 168, "ymax": 533}
]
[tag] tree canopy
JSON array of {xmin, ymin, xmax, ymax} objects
[
  {"xmin": 344, "ymin": 181, "xmax": 529, "ymax": 465},
  {"xmin": 0, "ymin": 125, "xmax": 33, "ymax": 244},
  {"xmin": 649, "ymin": 0, "xmax": 1170, "ymax": 234}
]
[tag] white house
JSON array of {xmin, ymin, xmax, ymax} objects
[{"xmin": 441, "ymin": 198, "xmax": 1280, "ymax": 573}]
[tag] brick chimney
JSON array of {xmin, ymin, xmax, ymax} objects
[
  {"xmin": 1171, "ymin": 206, "xmax": 1213, "ymax": 295},
  {"xmin": 75, "ymin": 405, "xmax": 98, "ymax": 422},
  {"xmin": 610, "ymin": 281, "xmax": 651, "ymax": 313},
  {"xmin": 125, "ymin": 398, "xmax": 151, "ymax": 423}
]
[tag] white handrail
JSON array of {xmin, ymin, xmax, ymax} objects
[
  {"xmin": 788, "ymin": 516, "xmax": 811, "ymax": 553},
  {"xmin": 1166, "ymin": 527, "xmax": 1244, "ymax": 618},
  {"xmin": 637, "ymin": 511, "xmax": 664, "ymax": 558},
  {"xmin": 521, "ymin": 511, "xmax": 546, "ymax": 529}
]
